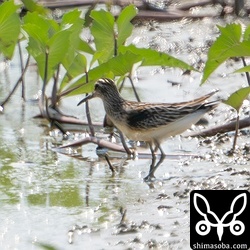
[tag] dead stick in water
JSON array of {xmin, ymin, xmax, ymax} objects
[
  {"xmin": 186, "ymin": 117, "xmax": 250, "ymax": 137},
  {"xmin": 56, "ymin": 136, "xmax": 127, "ymax": 153}
]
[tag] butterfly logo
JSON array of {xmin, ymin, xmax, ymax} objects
[{"xmin": 193, "ymin": 193, "xmax": 247, "ymax": 241}]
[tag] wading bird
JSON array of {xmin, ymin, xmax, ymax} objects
[{"xmin": 78, "ymin": 78, "xmax": 218, "ymax": 180}]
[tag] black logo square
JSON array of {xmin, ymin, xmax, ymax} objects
[{"xmin": 190, "ymin": 190, "xmax": 250, "ymax": 250}]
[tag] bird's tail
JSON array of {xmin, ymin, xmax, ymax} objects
[
  {"xmin": 192, "ymin": 89, "xmax": 219, "ymax": 105},
  {"xmin": 203, "ymin": 100, "xmax": 220, "ymax": 111}
]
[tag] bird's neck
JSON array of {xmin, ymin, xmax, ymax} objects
[{"xmin": 102, "ymin": 92, "xmax": 125, "ymax": 114}]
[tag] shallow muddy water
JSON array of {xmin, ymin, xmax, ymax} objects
[{"xmin": 1, "ymin": 8, "xmax": 250, "ymax": 250}]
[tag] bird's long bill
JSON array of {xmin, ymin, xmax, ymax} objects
[{"xmin": 77, "ymin": 93, "xmax": 94, "ymax": 106}]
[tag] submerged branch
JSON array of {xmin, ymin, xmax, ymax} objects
[
  {"xmin": 186, "ymin": 117, "xmax": 250, "ymax": 138},
  {"xmin": 57, "ymin": 136, "xmax": 127, "ymax": 153},
  {"xmin": 55, "ymin": 135, "xmax": 196, "ymax": 160},
  {"xmin": 36, "ymin": 107, "xmax": 103, "ymax": 127}
]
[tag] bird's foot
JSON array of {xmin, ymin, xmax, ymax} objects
[{"xmin": 143, "ymin": 173, "xmax": 156, "ymax": 182}]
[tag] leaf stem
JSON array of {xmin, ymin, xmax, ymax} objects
[
  {"xmin": 18, "ymin": 41, "xmax": 25, "ymax": 100},
  {"xmin": 241, "ymin": 57, "xmax": 250, "ymax": 86},
  {"xmin": 0, "ymin": 55, "xmax": 30, "ymax": 107},
  {"xmin": 114, "ymin": 34, "xmax": 117, "ymax": 57},
  {"xmin": 51, "ymin": 65, "xmax": 60, "ymax": 108},
  {"xmin": 232, "ymin": 112, "xmax": 240, "ymax": 152},
  {"xmin": 85, "ymin": 71, "xmax": 95, "ymax": 136},
  {"xmin": 128, "ymin": 75, "xmax": 141, "ymax": 102},
  {"xmin": 40, "ymin": 50, "xmax": 49, "ymax": 117}
]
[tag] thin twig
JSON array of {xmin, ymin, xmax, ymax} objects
[
  {"xmin": 58, "ymin": 84, "xmax": 85, "ymax": 98},
  {"xmin": 105, "ymin": 154, "xmax": 115, "ymax": 173},
  {"xmin": 118, "ymin": 78, "xmax": 125, "ymax": 92},
  {"xmin": 119, "ymin": 208, "xmax": 127, "ymax": 225},
  {"xmin": 85, "ymin": 99, "xmax": 95, "ymax": 136},
  {"xmin": 51, "ymin": 65, "xmax": 60, "ymax": 108},
  {"xmin": 18, "ymin": 41, "xmax": 25, "ymax": 100},
  {"xmin": 85, "ymin": 72, "xmax": 95, "ymax": 136},
  {"xmin": 39, "ymin": 50, "xmax": 49, "ymax": 117},
  {"xmin": 53, "ymin": 121, "xmax": 69, "ymax": 136},
  {"xmin": 235, "ymin": 0, "xmax": 246, "ymax": 16},
  {"xmin": 128, "ymin": 76, "xmax": 141, "ymax": 102},
  {"xmin": 242, "ymin": 57, "xmax": 250, "ymax": 86},
  {"xmin": 0, "ymin": 55, "xmax": 30, "ymax": 107},
  {"xmin": 231, "ymin": 112, "xmax": 240, "ymax": 152},
  {"xmin": 114, "ymin": 35, "xmax": 118, "ymax": 57}
]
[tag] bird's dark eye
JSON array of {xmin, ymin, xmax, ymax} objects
[{"xmin": 95, "ymin": 83, "xmax": 100, "ymax": 90}]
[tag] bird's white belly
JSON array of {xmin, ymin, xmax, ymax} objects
[{"xmin": 112, "ymin": 109, "xmax": 207, "ymax": 142}]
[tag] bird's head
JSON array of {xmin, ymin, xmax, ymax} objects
[{"xmin": 77, "ymin": 78, "xmax": 119, "ymax": 106}]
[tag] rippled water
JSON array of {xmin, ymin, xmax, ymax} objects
[{"xmin": 0, "ymin": 8, "xmax": 250, "ymax": 250}]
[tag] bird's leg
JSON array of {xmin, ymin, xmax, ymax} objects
[
  {"xmin": 104, "ymin": 116, "xmax": 133, "ymax": 156},
  {"xmin": 153, "ymin": 145, "xmax": 158, "ymax": 153},
  {"xmin": 146, "ymin": 155, "xmax": 165, "ymax": 180},
  {"xmin": 154, "ymin": 140, "xmax": 165, "ymax": 158},
  {"xmin": 153, "ymin": 141, "xmax": 166, "ymax": 174},
  {"xmin": 144, "ymin": 142, "xmax": 157, "ymax": 181},
  {"xmin": 144, "ymin": 141, "xmax": 166, "ymax": 181},
  {"xmin": 153, "ymin": 140, "xmax": 165, "ymax": 158}
]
